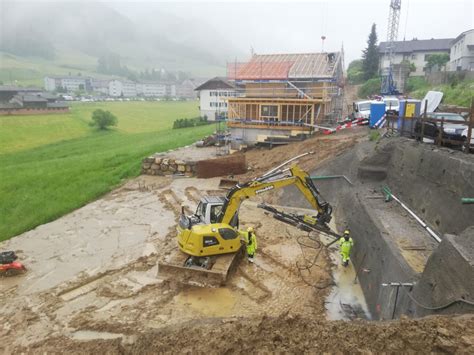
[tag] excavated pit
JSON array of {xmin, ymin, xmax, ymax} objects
[
  {"xmin": 282, "ymin": 137, "xmax": 474, "ymax": 320},
  {"xmin": 1, "ymin": 131, "xmax": 473, "ymax": 353}
]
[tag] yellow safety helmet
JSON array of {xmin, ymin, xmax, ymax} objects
[
  {"xmin": 344, "ymin": 229, "xmax": 350, "ymax": 235},
  {"xmin": 247, "ymin": 227, "xmax": 254, "ymax": 233}
]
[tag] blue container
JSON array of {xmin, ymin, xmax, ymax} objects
[
  {"xmin": 398, "ymin": 99, "xmax": 421, "ymax": 134},
  {"xmin": 370, "ymin": 102, "xmax": 386, "ymax": 128}
]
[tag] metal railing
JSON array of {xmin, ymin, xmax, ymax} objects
[{"xmin": 385, "ymin": 99, "xmax": 473, "ymax": 153}]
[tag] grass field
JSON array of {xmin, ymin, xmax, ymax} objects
[{"xmin": 0, "ymin": 101, "xmax": 214, "ymax": 241}]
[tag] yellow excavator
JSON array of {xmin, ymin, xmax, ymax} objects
[{"xmin": 159, "ymin": 157, "xmax": 339, "ymax": 284}]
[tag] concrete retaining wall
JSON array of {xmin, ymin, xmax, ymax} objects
[
  {"xmin": 425, "ymin": 70, "xmax": 474, "ymax": 85},
  {"xmin": 413, "ymin": 227, "xmax": 474, "ymax": 317},
  {"xmin": 280, "ymin": 138, "xmax": 474, "ymax": 319},
  {"xmin": 386, "ymin": 141, "xmax": 474, "ymax": 235}
]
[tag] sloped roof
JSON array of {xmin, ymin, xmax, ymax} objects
[
  {"xmin": 0, "ymin": 86, "xmax": 41, "ymax": 92},
  {"xmin": 194, "ymin": 77, "xmax": 236, "ymax": 91},
  {"xmin": 234, "ymin": 52, "xmax": 340, "ymax": 80},
  {"xmin": 18, "ymin": 94, "xmax": 47, "ymax": 102},
  {"xmin": 379, "ymin": 38, "xmax": 453, "ymax": 54}
]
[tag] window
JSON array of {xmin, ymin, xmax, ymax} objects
[
  {"xmin": 219, "ymin": 228, "xmax": 238, "ymax": 240},
  {"xmin": 210, "ymin": 205, "xmax": 223, "ymax": 223},
  {"xmin": 411, "ymin": 54, "xmax": 416, "ymax": 60},
  {"xmin": 261, "ymin": 105, "xmax": 278, "ymax": 117}
]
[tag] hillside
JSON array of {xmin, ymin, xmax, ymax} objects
[{"xmin": 0, "ymin": 1, "xmax": 236, "ymax": 85}]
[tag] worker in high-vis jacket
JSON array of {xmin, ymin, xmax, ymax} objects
[
  {"xmin": 338, "ymin": 229, "xmax": 354, "ymax": 267},
  {"xmin": 242, "ymin": 227, "xmax": 257, "ymax": 263}
]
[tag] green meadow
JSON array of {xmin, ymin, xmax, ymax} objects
[{"xmin": 0, "ymin": 101, "xmax": 214, "ymax": 241}]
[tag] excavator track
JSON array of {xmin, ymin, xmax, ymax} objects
[{"xmin": 158, "ymin": 246, "xmax": 245, "ymax": 287}]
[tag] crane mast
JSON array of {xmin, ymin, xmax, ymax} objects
[{"xmin": 381, "ymin": 0, "xmax": 402, "ymax": 95}]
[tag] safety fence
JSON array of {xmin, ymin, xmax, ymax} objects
[{"xmin": 385, "ymin": 99, "xmax": 473, "ymax": 153}]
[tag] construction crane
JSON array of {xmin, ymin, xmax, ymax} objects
[{"xmin": 381, "ymin": 0, "xmax": 402, "ymax": 95}]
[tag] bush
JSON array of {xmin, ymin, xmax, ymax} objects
[
  {"xmin": 347, "ymin": 60, "xmax": 365, "ymax": 85},
  {"xmin": 369, "ymin": 130, "xmax": 381, "ymax": 141},
  {"xmin": 405, "ymin": 77, "xmax": 429, "ymax": 93},
  {"xmin": 90, "ymin": 109, "xmax": 118, "ymax": 130},
  {"xmin": 172, "ymin": 116, "xmax": 209, "ymax": 129},
  {"xmin": 406, "ymin": 78, "xmax": 474, "ymax": 107},
  {"xmin": 358, "ymin": 78, "xmax": 381, "ymax": 98}
]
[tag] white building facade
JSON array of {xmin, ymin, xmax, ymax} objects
[
  {"xmin": 44, "ymin": 76, "xmax": 92, "ymax": 92},
  {"xmin": 450, "ymin": 29, "xmax": 474, "ymax": 71},
  {"xmin": 194, "ymin": 77, "xmax": 237, "ymax": 120},
  {"xmin": 379, "ymin": 38, "xmax": 453, "ymax": 76},
  {"xmin": 136, "ymin": 82, "xmax": 167, "ymax": 97},
  {"xmin": 108, "ymin": 80, "xmax": 137, "ymax": 97}
]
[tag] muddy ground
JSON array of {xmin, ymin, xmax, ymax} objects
[{"xmin": 1, "ymin": 128, "xmax": 473, "ymax": 353}]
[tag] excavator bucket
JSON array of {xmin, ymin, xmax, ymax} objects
[{"xmin": 158, "ymin": 246, "xmax": 244, "ymax": 287}]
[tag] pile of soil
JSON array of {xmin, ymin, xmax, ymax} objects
[
  {"xmin": 242, "ymin": 128, "xmax": 367, "ymax": 180},
  {"xmin": 24, "ymin": 314, "xmax": 474, "ymax": 353}
]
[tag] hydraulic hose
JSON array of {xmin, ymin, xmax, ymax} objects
[{"xmin": 400, "ymin": 286, "xmax": 474, "ymax": 311}]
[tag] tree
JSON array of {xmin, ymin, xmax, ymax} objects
[
  {"xmin": 362, "ymin": 23, "xmax": 380, "ymax": 80},
  {"xmin": 347, "ymin": 59, "xmax": 364, "ymax": 84},
  {"xmin": 426, "ymin": 53, "xmax": 450, "ymax": 72},
  {"xmin": 90, "ymin": 109, "xmax": 118, "ymax": 130}
]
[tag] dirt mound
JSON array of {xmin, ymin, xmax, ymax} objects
[
  {"xmin": 242, "ymin": 127, "xmax": 367, "ymax": 179},
  {"xmin": 23, "ymin": 314, "xmax": 474, "ymax": 354}
]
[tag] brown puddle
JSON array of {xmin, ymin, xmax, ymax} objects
[{"xmin": 173, "ymin": 287, "xmax": 237, "ymax": 317}]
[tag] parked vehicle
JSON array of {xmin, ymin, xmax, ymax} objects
[
  {"xmin": 383, "ymin": 96, "xmax": 399, "ymax": 115},
  {"xmin": 414, "ymin": 112, "xmax": 467, "ymax": 144},
  {"xmin": 352, "ymin": 100, "xmax": 372, "ymax": 119},
  {"xmin": 461, "ymin": 127, "xmax": 474, "ymax": 152}
]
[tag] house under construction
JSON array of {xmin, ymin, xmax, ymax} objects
[{"xmin": 226, "ymin": 52, "xmax": 344, "ymax": 147}]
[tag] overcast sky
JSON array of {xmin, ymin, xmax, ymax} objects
[
  {"xmin": 107, "ymin": 0, "xmax": 473, "ymax": 65},
  {"xmin": 7, "ymin": 0, "xmax": 473, "ymax": 66}
]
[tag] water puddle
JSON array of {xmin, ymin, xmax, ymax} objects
[
  {"xmin": 174, "ymin": 287, "xmax": 236, "ymax": 317},
  {"xmin": 323, "ymin": 219, "xmax": 371, "ymax": 321},
  {"xmin": 325, "ymin": 251, "xmax": 371, "ymax": 320}
]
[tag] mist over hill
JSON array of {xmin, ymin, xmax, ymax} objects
[{"xmin": 0, "ymin": 0, "xmax": 243, "ymax": 78}]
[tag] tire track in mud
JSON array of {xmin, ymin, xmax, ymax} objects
[{"xmin": 184, "ymin": 186, "xmax": 202, "ymax": 204}]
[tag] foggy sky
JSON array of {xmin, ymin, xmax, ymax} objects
[
  {"xmin": 4, "ymin": 0, "xmax": 473, "ymax": 66},
  {"xmin": 109, "ymin": 0, "xmax": 473, "ymax": 65}
]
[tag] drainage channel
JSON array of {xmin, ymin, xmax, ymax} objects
[
  {"xmin": 321, "ymin": 221, "xmax": 371, "ymax": 321},
  {"xmin": 325, "ymin": 251, "xmax": 371, "ymax": 320}
]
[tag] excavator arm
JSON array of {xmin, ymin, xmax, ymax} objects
[{"xmin": 218, "ymin": 165, "xmax": 332, "ymax": 227}]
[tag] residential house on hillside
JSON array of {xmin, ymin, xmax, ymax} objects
[
  {"xmin": 194, "ymin": 77, "xmax": 238, "ymax": 120},
  {"xmin": 450, "ymin": 29, "xmax": 474, "ymax": 71},
  {"xmin": 44, "ymin": 76, "xmax": 92, "ymax": 92},
  {"xmin": 378, "ymin": 38, "xmax": 453, "ymax": 76},
  {"xmin": 225, "ymin": 52, "xmax": 344, "ymax": 147}
]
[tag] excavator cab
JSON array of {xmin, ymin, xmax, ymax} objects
[
  {"xmin": 177, "ymin": 196, "xmax": 242, "ymax": 257},
  {"xmin": 195, "ymin": 196, "xmax": 225, "ymax": 224}
]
